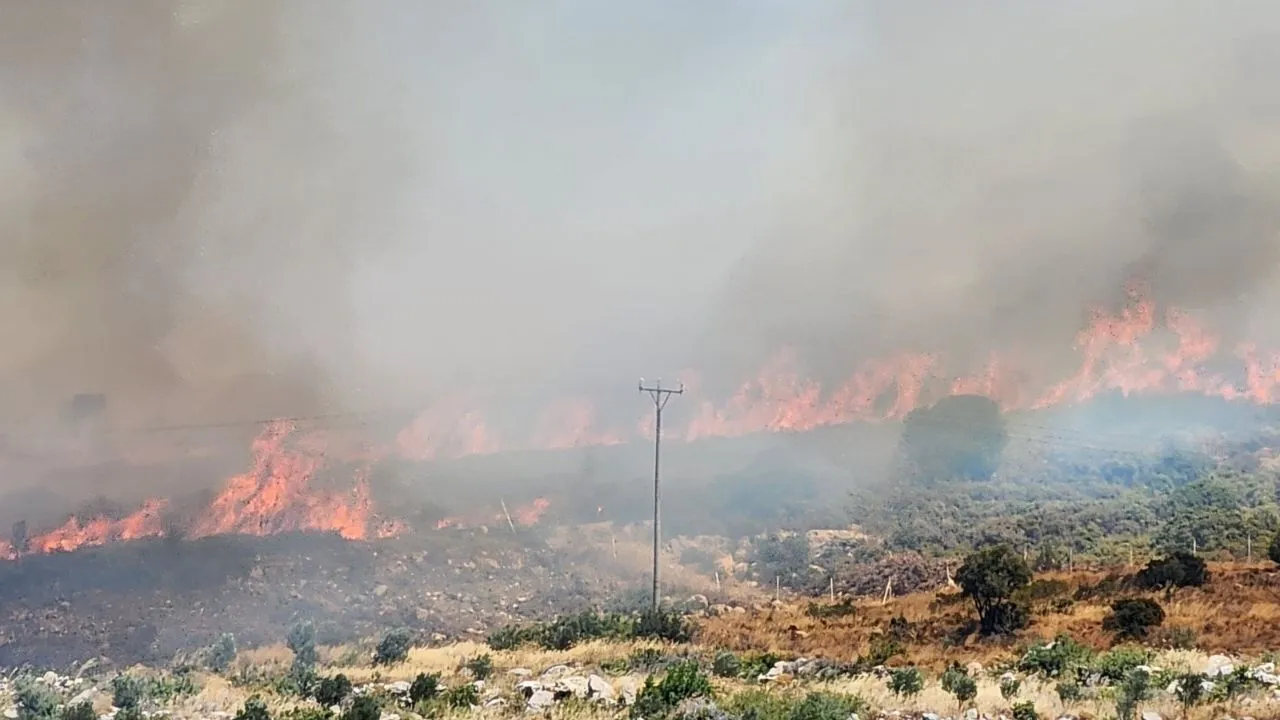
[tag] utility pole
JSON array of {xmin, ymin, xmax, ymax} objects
[{"xmin": 639, "ymin": 378, "xmax": 684, "ymax": 611}]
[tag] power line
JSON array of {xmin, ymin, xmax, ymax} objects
[{"xmin": 639, "ymin": 377, "xmax": 684, "ymax": 611}]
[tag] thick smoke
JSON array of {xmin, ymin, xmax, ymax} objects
[
  {"xmin": 710, "ymin": 1, "xmax": 1280, "ymax": 387},
  {"xmin": 6, "ymin": 1, "xmax": 1280, "ymax": 443}
]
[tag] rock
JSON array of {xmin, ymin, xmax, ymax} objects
[
  {"xmin": 380, "ymin": 714, "xmax": 400, "ymax": 720},
  {"xmin": 1140, "ymin": 712, "xmax": 1162, "ymax": 720},
  {"xmin": 616, "ymin": 677, "xmax": 640, "ymax": 706},
  {"xmin": 964, "ymin": 709, "xmax": 978, "ymax": 720},
  {"xmin": 1204, "ymin": 655, "xmax": 1234, "ymax": 677},
  {"xmin": 472, "ymin": 680, "xmax": 485, "ymax": 692},
  {"xmin": 587, "ymin": 675, "xmax": 616, "ymax": 703},
  {"xmin": 687, "ymin": 594, "xmax": 710, "ymax": 609},
  {"xmin": 527, "ymin": 689, "xmax": 556, "ymax": 711},
  {"xmin": 708, "ymin": 604, "xmax": 731, "ymax": 617},
  {"xmin": 68, "ymin": 686, "xmax": 101, "ymax": 707},
  {"xmin": 4, "ymin": 708, "xmax": 17, "ymax": 720},
  {"xmin": 541, "ymin": 664, "xmax": 572, "ymax": 679},
  {"xmin": 41, "ymin": 671, "xmax": 59, "ymax": 685},
  {"xmin": 484, "ymin": 697, "xmax": 506, "ymax": 708},
  {"xmin": 966, "ymin": 662, "xmax": 984, "ymax": 676},
  {"xmin": 508, "ymin": 668, "xmax": 533, "ymax": 678},
  {"xmin": 553, "ymin": 675, "xmax": 591, "ymax": 699},
  {"xmin": 515, "ymin": 681, "xmax": 545, "ymax": 698},
  {"xmin": 922, "ymin": 714, "xmax": 940, "ymax": 720},
  {"xmin": 387, "ymin": 681, "xmax": 411, "ymax": 695}
]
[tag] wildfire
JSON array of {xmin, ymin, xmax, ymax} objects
[{"xmin": 9, "ymin": 281, "xmax": 1280, "ymax": 559}]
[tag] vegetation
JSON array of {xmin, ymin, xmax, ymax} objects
[
  {"xmin": 14, "ymin": 680, "xmax": 59, "ymax": 720},
  {"xmin": 488, "ymin": 608, "xmax": 692, "ymax": 652},
  {"xmin": 314, "ymin": 674, "xmax": 353, "ymax": 707},
  {"xmin": 940, "ymin": 665, "xmax": 977, "ymax": 711},
  {"xmin": 59, "ymin": 704, "xmax": 95, "ymax": 720},
  {"xmin": 899, "ymin": 395, "xmax": 1008, "ymax": 483},
  {"xmin": 373, "ymin": 628, "xmax": 413, "ymax": 666},
  {"xmin": 341, "ymin": 696, "xmax": 380, "ymax": 720},
  {"xmin": 955, "ymin": 544, "xmax": 1032, "ymax": 635},
  {"xmin": 209, "ymin": 632, "xmax": 238, "ymax": 673},
  {"xmin": 887, "ymin": 667, "xmax": 923, "ymax": 699},
  {"xmin": 630, "ymin": 661, "xmax": 714, "ymax": 720},
  {"xmin": 287, "ymin": 621, "xmax": 319, "ymax": 692},
  {"xmin": 409, "ymin": 673, "xmax": 441, "ymax": 704},
  {"xmin": 1103, "ymin": 598, "xmax": 1166, "ymax": 640},
  {"xmin": 1134, "ymin": 551, "xmax": 1209, "ymax": 589}
]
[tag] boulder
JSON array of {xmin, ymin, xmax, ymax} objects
[
  {"xmin": 553, "ymin": 675, "xmax": 591, "ymax": 699},
  {"xmin": 515, "ymin": 680, "xmax": 545, "ymax": 698},
  {"xmin": 527, "ymin": 689, "xmax": 555, "ymax": 711},
  {"xmin": 1140, "ymin": 712, "xmax": 1163, "ymax": 720},
  {"xmin": 587, "ymin": 675, "xmax": 616, "ymax": 703}
]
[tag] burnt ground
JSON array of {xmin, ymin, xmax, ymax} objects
[{"xmin": 0, "ymin": 528, "xmax": 631, "ymax": 670}]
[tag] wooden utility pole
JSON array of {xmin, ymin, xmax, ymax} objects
[{"xmin": 639, "ymin": 378, "xmax": 684, "ymax": 611}]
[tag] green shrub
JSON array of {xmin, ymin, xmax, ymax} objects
[
  {"xmin": 60, "ymin": 703, "xmax": 96, "ymax": 720},
  {"xmin": 287, "ymin": 621, "xmax": 318, "ymax": 692},
  {"xmin": 314, "ymin": 675, "xmax": 353, "ymax": 707},
  {"xmin": 805, "ymin": 600, "xmax": 857, "ymax": 619},
  {"xmin": 787, "ymin": 692, "xmax": 866, "ymax": 720},
  {"xmin": 1114, "ymin": 668, "xmax": 1151, "ymax": 720},
  {"xmin": 1011, "ymin": 700, "xmax": 1039, "ymax": 720},
  {"xmin": 209, "ymin": 633, "xmax": 237, "ymax": 673},
  {"xmin": 999, "ymin": 675, "xmax": 1021, "ymax": 702},
  {"xmin": 712, "ymin": 651, "xmax": 742, "ymax": 678},
  {"xmin": 116, "ymin": 709, "xmax": 144, "ymax": 720},
  {"xmin": 340, "ymin": 696, "xmax": 380, "ymax": 720},
  {"xmin": 1151, "ymin": 625, "xmax": 1197, "ymax": 650},
  {"xmin": 487, "ymin": 624, "xmax": 537, "ymax": 651},
  {"xmin": 235, "ymin": 696, "xmax": 271, "ymax": 720},
  {"xmin": 409, "ymin": 673, "xmax": 440, "ymax": 704},
  {"xmin": 15, "ymin": 680, "xmax": 59, "ymax": 720},
  {"xmin": 280, "ymin": 709, "xmax": 332, "ymax": 720},
  {"xmin": 1174, "ymin": 672, "xmax": 1206, "ymax": 714},
  {"xmin": 462, "ymin": 653, "xmax": 493, "ymax": 680},
  {"xmin": 723, "ymin": 690, "xmax": 792, "ymax": 720},
  {"xmin": 541, "ymin": 612, "xmax": 633, "ymax": 650},
  {"xmin": 635, "ymin": 608, "xmax": 694, "ymax": 643},
  {"xmin": 738, "ymin": 652, "xmax": 783, "ymax": 680},
  {"xmin": 1017, "ymin": 635, "xmax": 1093, "ymax": 678},
  {"xmin": 628, "ymin": 648, "xmax": 667, "ymax": 672},
  {"xmin": 1054, "ymin": 681, "xmax": 1081, "ymax": 706},
  {"xmin": 1134, "ymin": 552, "xmax": 1208, "ymax": 589},
  {"xmin": 373, "ymin": 628, "xmax": 413, "ymax": 666},
  {"xmin": 443, "ymin": 684, "xmax": 479, "ymax": 709},
  {"xmin": 630, "ymin": 661, "xmax": 713, "ymax": 720},
  {"xmin": 887, "ymin": 667, "xmax": 923, "ymax": 699},
  {"xmin": 111, "ymin": 675, "xmax": 145, "ymax": 710},
  {"xmin": 1096, "ymin": 646, "xmax": 1150, "ymax": 683},
  {"xmin": 941, "ymin": 665, "xmax": 977, "ymax": 710},
  {"xmin": 1103, "ymin": 598, "xmax": 1165, "ymax": 640}
]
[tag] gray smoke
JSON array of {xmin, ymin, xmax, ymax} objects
[{"xmin": 5, "ymin": 0, "xmax": 1280, "ymax": 442}]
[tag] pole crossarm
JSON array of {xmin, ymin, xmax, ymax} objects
[{"xmin": 638, "ymin": 378, "xmax": 684, "ymax": 611}]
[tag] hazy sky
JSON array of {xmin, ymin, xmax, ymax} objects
[{"xmin": 3, "ymin": 0, "xmax": 1280, "ymax": 433}]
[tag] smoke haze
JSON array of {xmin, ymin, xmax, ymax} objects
[{"xmin": 4, "ymin": 1, "xmax": 1280, "ymax": 435}]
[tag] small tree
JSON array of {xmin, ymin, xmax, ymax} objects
[
  {"xmin": 956, "ymin": 545, "xmax": 1033, "ymax": 635},
  {"xmin": 1134, "ymin": 551, "xmax": 1208, "ymax": 589},
  {"xmin": 234, "ymin": 696, "xmax": 271, "ymax": 720},
  {"xmin": 1000, "ymin": 675, "xmax": 1021, "ymax": 703},
  {"xmin": 373, "ymin": 628, "xmax": 413, "ymax": 665},
  {"xmin": 408, "ymin": 673, "xmax": 440, "ymax": 704},
  {"xmin": 1174, "ymin": 672, "xmax": 1206, "ymax": 716},
  {"xmin": 887, "ymin": 667, "xmax": 923, "ymax": 700},
  {"xmin": 208, "ymin": 633, "xmax": 237, "ymax": 673},
  {"xmin": 1269, "ymin": 529, "xmax": 1280, "ymax": 565},
  {"xmin": 15, "ymin": 680, "xmax": 59, "ymax": 720},
  {"xmin": 463, "ymin": 654, "xmax": 493, "ymax": 680},
  {"xmin": 315, "ymin": 675, "xmax": 353, "ymax": 707},
  {"xmin": 941, "ymin": 665, "xmax": 977, "ymax": 712},
  {"xmin": 1114, "ymin": 668, "xmax": 1151, "ymax": 720},
  {"xmin": 341, "ymin": 696, "xmax": 380, "ymax": 720},
  {"xmin": 1103, "ymin": 598, "xmax": 1165, "ymax": 640},
  {"xmin": 1011, "ymin": 700, "xmax": 1039, "ymax": 720},
  {"xmin": 286, "ymin": 621, "xmax": 318, "ymax": 692}
]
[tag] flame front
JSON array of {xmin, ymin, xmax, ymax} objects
[{"xmin": 10, "ymin": 281, "xmax": 1280, "ymax": 558}]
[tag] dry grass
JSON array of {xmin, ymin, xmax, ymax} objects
[{"xmin": 698, "ymin": 563, "xmax": 1280, "ymax": 671}]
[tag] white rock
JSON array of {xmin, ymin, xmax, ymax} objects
[
  {"xmin": 379, "ymin": 714, "xmax": 400, "ymax": 720},
  {"xmin": 527, "ymin": 689, "xmax": 556, "ymax": 711},
  {"xmin": 964, "ymin": 709, "xmax": 979, "ymax": 720},
  {"xmin": 508, "ymin": 668, "xmax": 533, "ymax": 678},
  {"xmin": 484, "ymin": 697, "xmax": 507, "ymax": 708},
  {"xmin": 472, "ymin": 680, "xmax": 485, "ymax": 693},
  {"xmin": 387, "ymin": 681, "xmax": 411, "ymax": 695},
  {"xmin": 922, "ymin": 714, "xmax": 940, "ymax": 720},
  {"xmin": 4, "ymin": 708, "xmax": 18, "ymax": 720},
  {"xmin": 516, "ymin": 681, "xmax": 545, "ymax": 697},
  {"xmin": 587, "ymin": 675, "xmax": 616, "ymax": 702},
  {"xmin": 1140, "ymin": 712, "xmax": 1162, "ymax": 720},
  {"xmin": 541, "ymin": 664, "xmax": 572, "ymax": 678},
  {"xmin": 554, "ymin": 676, "xmax": 591, "ymax": 699},
  {"xmin": 1204, "ymin": 655, "xmax": 1234, "ymax": 677}
]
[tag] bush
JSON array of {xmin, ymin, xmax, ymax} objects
[
  {"xmin": 723, "ymin": 690, "xmax": 792, "ymax": 720},
  {"xmin": 340, "ymin": 696, "xmax": 380, "ymax": 720},
  {"xmin": 15, "ymin": 680, "xmax": 59, "ymax": 720},
  {"xmin": 408, "ymin": 673, "xmax": 440, "ymax": 704},
  {"xmin": 999, "ymin": 675, "xmax": 1021, "ymax": 702},
  {"xmin": 635, "ymin": 608, "xmax": 694, "ymax": 643},
  {"xmin": 235, "ymin": 696, "xmax": 271, "ymax": 720},
  {"xmin": 751, "ymin": 533, "xmax": 812, "ymax": 590},
  {"xmin": 373, "ymin": 628, "xmax": 413, "ymax": 666},
  {"xmin": 887, "ymin": 667, "xmax": 923, "ymax": 699},
  {"xmin": 116, "ymin": 709, "xmax": 144, "ymax": 720},
  {"xmin": 712, "ymin": 651, "xmax": 742, "ymax": 678},
  {"xmin": 1134, "ymin": 551, "xmax": 1208, "ymax": 589},
  {"xmin": 541, "ymin": 611, "xmax": 633, "ymax": 650},
  {"xmin": 463, "ymin": 654, "xmax": 493, "ymax": 681},
  {"xmin": 787, "ymin": 692, "xmax": 866, "ymax": 720},
  {"xmin": 1011, "ymin": 700, "xmax": 1039, "ymax": 720},
  {"xmin": 631, "ymin": 661, "xmax": 713, "ymax": 720},
  {"xmin": 287, "ymin": 621, "xmax": 318, "ymax": 692},
  {"xmin": 60, "ymin": 704, "xmax": 96, "ymax": 720},
  {"xmin": 314, "ymin": 675, "xmax": 353, "ymax": 707},
  {"xmin": 955, "ymin": 545, "xmax": 1032, "ymax": 636},
  {"xmin": 1054, "ymin": 681, "xmax": 1081, "ymax": 706},
  {"xmin": 1270, "ymin": 529, "xmax": 1280, "ymax": 565},
  {"xmin": 1114, "ymin": 668, "xmax": 1151, "ymax": 720},
  {"xmin": 941, "ymin": 665, "xmax": 977, "ymax": 710},
  {"xmin": 738, "ymin": 652, "xmax": 783, "ymax": 680},
  {"xmin": 1096, "ymin": 646, "xmax": 1151, "ymax": 683},
  {"xmin": 1103, "ymin": 598, "xmax": 1165, "ymax": 640},
  {"xmin": 280, "ymin": 710, "xmax": 332, "ymax": 720},
  {"xmin": 111, "ymin": 675, "xmax": 145, "ymax": 710},
  {"xmin": 209, "ymin": 633, "xmax": 237, "ymax": 673},
  {"xmin": 1017, "ymin": 634, "xmax": 1093, "ymax": 678},
  {"xmin": 442, "ymin": 684, "xmax": 479, "ymax": 709},
  {"xmin": 1174, "ymin": 672, "xmax": 1206, "ymax": 713},
  {"xmin": 487, "ymin": 624, "xmax": 537, "ymax": 651},
  {"xmin": 628, "ymin": 648, "xmax": 667, "ymax": 672}
]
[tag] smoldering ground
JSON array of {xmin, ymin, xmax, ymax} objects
[{"xmin": 4, "ymin": 2, "xmax": 1280, "ymax": 453}]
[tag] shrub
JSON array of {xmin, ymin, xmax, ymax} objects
[
  {"xmin": 1011, "ymin": 700, "xmax": 1039, "ymax": 720},
  {"xmin": 629, "ymin": 648, "xmax": 667, "ymax": 672},
  {"xmin": 1114, "ymin": 668, "xmax": 1151, "ymax": 720},
  {"xmin": 463, "ymin": 654, "xmax": 493, "ymax": 681},
  {"xmin": 738, "ymin": 652, "xmax": 783, "ymax": 680},
  {"xmin": 1174, "ymin": 672, "xmax": 1206, "ymax": 714},
  {"xmin": 630, "ymin": 661, "xmax": 713, "ymax": 720},
  {"xmin": 314, "ymin": 675, "xmax": 353, "ymax": 707},
  {"xmin": 111, "ymin": 675, "xmax": 145, "ymax": 710},
  {"xmin": 999, "ymin": 675, "xmax": 1021, "ymax": 702},
  {"xmin": 1103, "ymin": 598, "xmax": 1165, "ymax": 640},
  {"xmin": 1134, "ymin": 551, "xmax": 1208, "ymax": 589},
  {"xmin": 941, "ymin": 665, "xmax": 977, "ymax": 710},
  {"xmin": 541, "ymin": 612, "xmax": 632, "ymax": 650},
  {"xmin": 15, "ymin": 680, "xmax": 59, "ymax": 720},
  {"xmin": 887, "ymin": 667, "xmax": 923, "ymax": 699},
  {"xmin": 373, "ymin": 628, "xmax": 413, "ymax": 666},
  {"xmin": 235, "ymin": 696, "xmax": 271, "ymax": 720},
  {"xmin": 1096, "ymin": 646, "xmax": 1151, "ymax": 683},
  {"xmin": 955, "ymin": 545, "xmax": 1032, "ymax": 636},
  {"xmin": 116, "ymin": 709, "xmax": 144, "ymax": 720},
  {"xmin": 60, "ymin": 703, "xmax": 96, "ymax": 720},
  {"xmin": 209, "ymin": 633, "xmax": 237, "ymax": 673},
  {"xmin": 635, "ymin": 608, "xmax": 693, "ymax": 643},
  {"xmin": 787, "ymin": 692, "xmax": 866, "ymax": 720},
  {"xmin": 1270, "ymin": 529, "xmax": 1280, "ymax": 566},
  {"xmin": 1151, "ymin": 625, "xmax": 1197, "ymax": 650},
  {"xmin": 1054, "ymin": 681, "xmax": 1081, "ymax": 706},
  {"xmin": 486, "ymin": 624, "xmax": 536, "ymax": 651},
  {"xmin": 723, "ymin": 690, "xmax": 792, "ymax": 720},
  {"xmin": 287, "ymin": 621, "xmax": 318, "ymax": 692},
  {"xmin": 409, "ymin": 673, "xmax": 440, "ymax": 704},
  {"xmin": 340, "ymin": 696, "xmax": 380, "ymax": 720},
  {"xmin": 280, "ymin": 710, "xmax": 332, "ymax": 720},
  {"xmin": 442, "ymin": 684, "xmax": 479, "ymax": 709},
  {"xmin": 712, "ymin": 651, "xmax": 742, "ymax": 678},
  {"xmin": 1017, "ymin": 634, "xmax": 1093, "ymax": 678}
]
